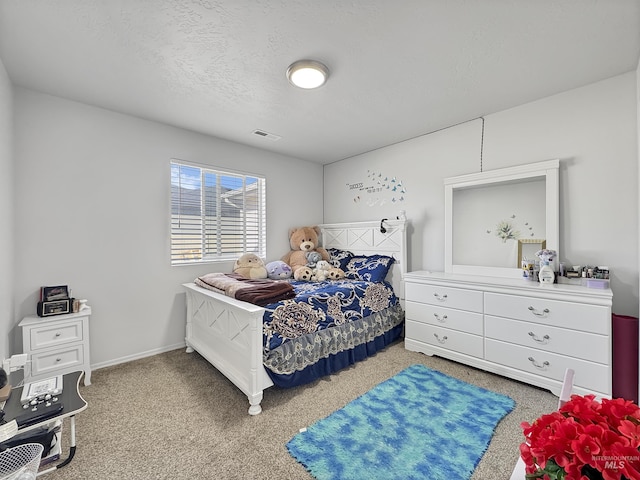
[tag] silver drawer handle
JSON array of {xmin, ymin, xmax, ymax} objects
[
  {"xmin": 55, "ymin": 332, "xmax": 61, "ymax": 337},
  {"xmin": 528, "ymin": 356, "xmax": 550, "ymax": 370},
  {"xmin": 528, "ymin": 306, "xmax": 550, "ymax": 317},
  {"xmin": 433, "ymin": 293, "xmax": 448, "ymax": 302},
  {"xmin": 528, "ymin": 332, "xmax": 550, "ymax": 344},
  {"xmin": 55, "ymin": 358, "xmax": 62, "ymax": 362},
  {"xmin": 433, "ymin": 313, "xmax": 448, "ymax": 323},
  {"xmin": 433, "ymin": 333, "xmax": 448, "ymax": 344}
]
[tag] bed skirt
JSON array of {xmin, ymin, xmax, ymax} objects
[{"xmin": 264, "ymin": 305, "xmax": 405, "ymax": 388}]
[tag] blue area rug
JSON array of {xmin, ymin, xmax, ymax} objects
[{"xmin": 286, "ymin": 364, "xmax": 515, "ymax": 480}]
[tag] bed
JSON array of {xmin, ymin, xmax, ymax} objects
[{"xmin": 183, "ymin": 219, "xmax": 407, "ymax": 414}]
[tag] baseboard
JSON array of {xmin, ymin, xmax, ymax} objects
[{"xmin": 90, "ymin": 342, "xmax": 186, "ymax": 371}]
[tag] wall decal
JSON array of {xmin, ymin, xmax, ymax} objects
[
  {"xmin": 486, "ymin": 214, "xmax": 536, "ymax": 243},
  {"xmin": 346, "ymin": 169, "xmax": 407, "ymax": 206}
]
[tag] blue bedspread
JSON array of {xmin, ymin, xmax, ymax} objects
[{"xmin": 262, "ymin": 279, "xmax": 404, "ymax": 386}]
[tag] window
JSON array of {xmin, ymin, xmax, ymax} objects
[{"xmin": 170, "ymin": 160, "xmax": 266, "ymax": 265}]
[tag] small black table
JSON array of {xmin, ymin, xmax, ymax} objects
[{"xmin": 2, "ymin": 370, "xmax": 87, "ymax": 474}]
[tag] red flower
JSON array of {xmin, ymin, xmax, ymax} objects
[
  {"xmin": 571, "ymin": 433, "xmax": 601, "ymax": 464},
  {"xmin": 619, "ymin": 420, "xmax": 640, "ymax": 448},
  {"xmin": 519, "ymin": 442, "xmax": 537, "ymax": 474},
  {"xmin": 600, "ymin": 398, "xmax": 640, "ymax": 428},
  {"xmin": 520, "ymin": 394, "xmax": 640, "ymax": 480}
]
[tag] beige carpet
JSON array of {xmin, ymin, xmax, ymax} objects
[{"xmin": 42, "ymin": 341, "xmax": 557, "ymax": 479}]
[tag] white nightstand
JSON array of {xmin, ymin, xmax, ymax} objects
[{"xmin": 19, "ymin": 308, "xmax": 92, "ymax": 386}]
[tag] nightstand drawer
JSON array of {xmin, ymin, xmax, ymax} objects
[
  {"xmin": 484, "ymin": 292, "xmax": 609, "ymax": 334},
  {"xmin": 406, "ymin": 301, "xmax": 483, "ymax": 335},
  {"xmin": 30, "ymin": 344, "xmax": 84, "ymax": 378},
  {"xmin": 406, "ymin": 320, "xmax": 483, "ymax": 358},
  {"xmin": 29, "ymin": 319, "xmax": 83, "ymax": 351},
  {"xmin": 485, "ymin": 315, "xmax": 609, "ymax": 364},
  {"xmin": 405, "ymin": 283, "xmax": 483, "ymax": 312}
]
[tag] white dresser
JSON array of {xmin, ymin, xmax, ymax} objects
[
  {"xmin": 19, "ymin": 308, "xmax": 92, "ymax": 386},
  {"xmin": 404, "ymin": 271, "xmax": 612, "ymax": 398}
]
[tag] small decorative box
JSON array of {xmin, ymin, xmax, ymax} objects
[{"xmin": 586, "ymin": 278, "xmax": 609, "ymax": 289}]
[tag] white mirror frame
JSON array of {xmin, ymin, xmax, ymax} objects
[{"xmin": 444, "ymin": 159, "xmax": 559, "ymax": 278}]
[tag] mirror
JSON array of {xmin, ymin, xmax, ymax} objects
[{"xmin": 444, "ymin": 159, "xmax": 559, "ymax": 278}]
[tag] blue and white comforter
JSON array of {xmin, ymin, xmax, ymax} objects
[{"xmin": 262, "ymin": 279, "xmax": 404, "ymax": 376}]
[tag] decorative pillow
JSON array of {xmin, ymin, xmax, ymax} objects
[
  {"xmin": 327, "ymin": 248, "xmax": 354, "ymax": 270},
  {"xmin": 344, "ymin": 255, "xmax": 395, "ymax": 282}
]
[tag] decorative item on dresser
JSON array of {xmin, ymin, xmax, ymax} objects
[
  {"xmin": 404, "ymin": 271, "xmax": 612, "ymax": 399},
  {"xmin": 19, "ymin": 308, "xmax": 92, "ymax": 386}
]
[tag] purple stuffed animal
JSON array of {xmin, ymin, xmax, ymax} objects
[{"xmin": 265, "ymin": 260, "xmax": 293, "ymax": 280}]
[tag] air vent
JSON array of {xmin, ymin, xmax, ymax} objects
[{"xmin": 251, "ymin": 129, "xmax": 281, "ymax": 141}]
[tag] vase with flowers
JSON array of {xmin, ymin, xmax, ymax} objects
[{"xmin": 519, "ymin": 394, "xmax": 640, "ymax": 479}]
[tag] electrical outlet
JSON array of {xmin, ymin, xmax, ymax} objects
[
  {"xmin": 2, "ymin": 354, "xmax": 28, "ymax": 372},
  {"xmin": 10, "ymin": 354, "xmax": 27, "ymax": 368}
]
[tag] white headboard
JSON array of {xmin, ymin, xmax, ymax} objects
[{"xmin": 318, "ymin": 219, "xmax": 407, "ymax": 300}]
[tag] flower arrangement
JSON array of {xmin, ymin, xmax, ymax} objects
[{"xmin": 520, "ymin": 394, "xmax": 640, "ymax": 480}]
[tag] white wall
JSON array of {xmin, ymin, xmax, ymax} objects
[
  {"xmin": 12, "ymin": 88, "xmax": 323, "ymax": 367},
  {"xmin": 483, "ymin": 73, "xmax": 638, "ymax": 315},
  {"xmin": 323, "ymin": 118, "xmax": 483, "ymax": 273},
  {"xmin": 0, "ymin": 58, "xmax": 13, "ymax": 360},
  {"xmin": 324, "ymin": 72, "xmax": 639, "ymax": 316}
]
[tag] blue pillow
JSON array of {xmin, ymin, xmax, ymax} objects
[
  {"xmin": 327, "ymin": 248, "xmax": 354, "ymax": 270},
  {"xmin": 345, "ymin": 255, "xmax": 395, "ymax": 282}
]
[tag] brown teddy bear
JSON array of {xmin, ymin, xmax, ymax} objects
[
  {"xmin": 327, "ymin": 266, "xmax": 346, "ymax": 280},
  {"xmin": 233, "ymin": 253, "xmax": 268, "ymax": 279},
  {"xmin": 281, "ymin": 226, "xmax": 331, "ymax": 281}
]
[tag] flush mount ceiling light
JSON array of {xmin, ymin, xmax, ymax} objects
[{"xmin": 286, "ymin": 60, "xmax": 329, "ymax": 89}]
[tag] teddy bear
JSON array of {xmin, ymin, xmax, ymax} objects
[
  {"xmin": 327, "ymin": 266, "xmax": 346, "ymax": 280},
  {"xmin": 312, "ymin": 260, "xmax": 332, "ymax": 281},
  {"xmin": 265, "ymin": 260, "xmax": 292, "ymax": 280},
  {"xmin": 305, "ymin": 251, "xmax": 322, "ymax": 268},
  {"xmin": 233, "ymin": 253, "xmax": 268, "ymax": 279},
  {"xmin": 281, "ymin": 226, "xmax": 331, "ymax": 281}
]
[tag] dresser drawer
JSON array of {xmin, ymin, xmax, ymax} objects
[
  {"xmin": 485, "ymin": 316, "xmax": 609, "ymax": 364},
  {"xmin": 30, "ymin": 344, "xmax": 84, "ymax": 378},
  {"xmin": 405, "ymin": 283, "xmax": 483, "ymax": 312},
  {"xmin": 29, "ymin": 319, "xmax": 84, "ymax": 351},
  {"xmin": 406, "ymin": 320, "xmax": 483, "ymax": 358},
  {"xmin": 485, "ymin": 338, "xmax": 609, "ymax": 394},
  {"xmin": 484, "ymin": 293, "xmax": 609, "ymax": 334},
  {"xmin": 406, "ymin": 301, "xmax": 483, "ymax": 335}
]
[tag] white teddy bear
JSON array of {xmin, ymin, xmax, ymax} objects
[{"xmin": 312, "ymin": 260, "xmax": 332, "ymax": 282}]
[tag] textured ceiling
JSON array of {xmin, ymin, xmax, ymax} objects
[{"xmin": 1, "ymin": 1, "xmax": 639, "ymax": 164}]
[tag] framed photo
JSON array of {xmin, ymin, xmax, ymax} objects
[
  {"xmin": 37, "ymin": 299, "xmax": 71, "ymax": 317},
  {"xmin": 41, "ymin": 285, "xmax": 69, "ymax": 302}
]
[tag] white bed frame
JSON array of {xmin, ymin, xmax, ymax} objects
[{"xmin": 183, "ymin": 219, "xmax": 407, "ymax": 415}]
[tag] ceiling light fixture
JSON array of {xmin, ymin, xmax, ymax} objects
[{"xmin": 286, "ymin": 60, "xmax": 329, "ymax": 89}]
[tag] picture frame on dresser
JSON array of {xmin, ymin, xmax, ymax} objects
[{"xmin": 41, "ymin": 285, "xmax": 70, "ymax": 302}]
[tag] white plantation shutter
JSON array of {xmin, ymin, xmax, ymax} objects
[{"xmin": 170, "ymin": 161, "xmax": 266, "ymax": 265}]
